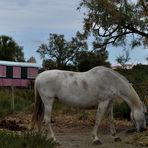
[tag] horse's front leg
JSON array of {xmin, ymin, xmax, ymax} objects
[{"xmin": 92, "ymin": 100, "xmax": 110, "ymax": 145}]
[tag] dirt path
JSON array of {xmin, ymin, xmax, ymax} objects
[{"xmin": 54, "ymin": 126, "xmax": 147, "ymax": 148}]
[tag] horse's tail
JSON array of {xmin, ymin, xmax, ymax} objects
[{"xmin": 30, "ymin": 83, "xmax": 44, "ymax": 131}]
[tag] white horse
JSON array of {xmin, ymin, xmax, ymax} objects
[{"xmin": 31, "ymin": 66, "xmax": 146, "ymax": 144}]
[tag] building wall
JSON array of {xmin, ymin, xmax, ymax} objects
[
  {"xmin": 0, "ymin": 65, "xmax": 38, "ymax": 87},
  {"xmin": 0, "ymin": 78, "xmax": 30, "ymax": 87},
  {"xmin": 0, "ymin": 65, "xmax": 6, "ymax": 77}
]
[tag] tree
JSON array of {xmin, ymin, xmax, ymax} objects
[
  {"xmin": 37, "ymin": 33, "xmax": 87, "ymax": 70},
  {"xmin": 78, "ymin": 0, "xmax": 148, "ymax": 48},
  {"xmin": 27, "ymin": 56, "xmax": 36, "ymax": 63},
  {"xmin": 0, "ymin": 35, "xmax": 25, "ymax": 62},
  {"xmin": 116, "ymin": 49, "xmax": 131, "ymax": 69},
  {"xmin": 42, "ymin": 59, "xmax": 57, "ymax": 70},
  {"xmin": 145, "ymin": 55, "xmax": 148, "ymax": 64},
  {"xmin": 75, "ymin": 48, "xmax": 110, "ymax": 72}
]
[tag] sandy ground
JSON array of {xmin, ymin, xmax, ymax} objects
[
  {"xmin": 0, "ymin": 113, "xmax": 148, "ymax": 148},
  {"xmin": 54, "ymin": 126, "xmax": 147, "ymax": 148}
]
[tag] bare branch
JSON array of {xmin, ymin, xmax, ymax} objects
[
  {"xmin": 125, "ymin": 25, "xmax": 148, "ymax": 37},
  {"xmin": 93, "ymin": 24, "xmax": 119, "ymax": 38}
]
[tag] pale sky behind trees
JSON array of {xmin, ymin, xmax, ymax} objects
[{"xmin": 0, "ymin": 0, "xmax": 147, "ymax": 65}]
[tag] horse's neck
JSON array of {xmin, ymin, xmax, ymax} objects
[{"xmin": 122, "ymin": 87, "xmax": 142, "ymax": 111}]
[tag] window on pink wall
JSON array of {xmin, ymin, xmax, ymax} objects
[
  {"xmin": 28, "ymin": 68, "xmax": 38, "ymax": 78},
  {"xmin": 13, "ymin": 66, "xmax": 21, "ymax": 78},
  {"xmin": 0, "ymin": 65, "xmax": 6, "ymax": 77}
]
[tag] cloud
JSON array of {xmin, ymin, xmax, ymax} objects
[
  {"xmin": 0, "ymin": 0, "xmax": 84, "ymax": 64},
  {"xmin": 0, "ymin": 0, "xmax": 31, "ymax": 7},
  {"xmin": 0, "ymin": 0, "xmax": 83, "ymax": 33}
]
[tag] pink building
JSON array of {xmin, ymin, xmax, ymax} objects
[{"xmin": 0, "ymin": 60, "xmax": 40, "ymax": 87}]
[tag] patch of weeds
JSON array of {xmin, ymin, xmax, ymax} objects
[{"xmin": 0, "ymin": 131, "xmax": 57, "ymax": 148}]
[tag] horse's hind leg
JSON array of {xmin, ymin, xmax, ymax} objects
[
  {"xmin": 92, "ymin": 100, "xmax": 110, "ymax": 145},
  {"xmin": 107, "ymin": 101, "xmax": 116, "ymax": 136},
  {"xmin": 43, "ymin": 97, "xmax": 56, "ymax": 141}
]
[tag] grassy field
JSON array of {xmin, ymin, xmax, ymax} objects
[{"xmin": 0, "ymin": 131, "xmax": 56, "ymax": 148}]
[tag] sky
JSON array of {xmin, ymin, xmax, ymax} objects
[{"xmin": 0, "ymin": 0, "xmax": 148, "ymax": 66}]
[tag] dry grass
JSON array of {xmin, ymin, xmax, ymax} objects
[{"xmin": 125, "ymin": 130, "xmax": 148, "ymax": 146}]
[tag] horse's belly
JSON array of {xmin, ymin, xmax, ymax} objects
[{"xmin": 57, "ymin": 93, "xmax": 98, "ymax": 109}]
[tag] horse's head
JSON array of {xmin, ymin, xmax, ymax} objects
[{"xmin": 130, "ymin": 105, "xmax": 147, "ymax": 132}]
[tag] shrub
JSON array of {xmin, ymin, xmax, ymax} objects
[
  {"xmin": 0, "ymin": 131, "xmax": 56, "ymax": 148},
  {"xmin": 113, "ymin": 101, "xmax": 130, "ymax": 119}
]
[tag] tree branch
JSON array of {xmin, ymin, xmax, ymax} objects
[
  {"xmin": 125, "ymin": 25, "xmax": 148, "ymax": 37},
  {"xmin": 93, "ymin": 24, "xmax": 119, "ymax": 38}
]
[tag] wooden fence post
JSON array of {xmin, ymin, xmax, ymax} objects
[{"xmin": 11, "ymin": 86, "xmax": 15, "ymax": 112}]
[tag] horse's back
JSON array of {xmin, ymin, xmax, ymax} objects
[{"xmin": 35, "ymin": 66, "xmax": 130, "ymax": 95}]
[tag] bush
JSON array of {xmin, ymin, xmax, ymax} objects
[
  {"xmin": 113, "ymin": 101, "xmax": 130, "ymax": 119},
  {"xmin": 0, "ymin": 131, "xmax": 56, "ymax": 148},
  {"xmin": 116, "ymin": 64, "xmax": 148, "ymax": 100}
]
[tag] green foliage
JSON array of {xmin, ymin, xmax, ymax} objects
[
  {"xmin": 75, "ymin": 49, "xmax": 110, "ymax": 72},
  {"xmin": 116, "ymin": 64, "xmax": 148, "ymax": 99},
  {"xmin": 37, "ymin": 33, "xmax": 111, "ymax": 71},
  {"xmin": 0, "ymin": 89, "xmax": 34, "ymax": 117},
  {"xmin": 37, "ymin": 33, "xmax": 87, "ymax": 70},
  {"xmin": 27, "ymin": 56, "xmax": 36, "ymax": 63},
  {"xmin": 79, "ymin": 0, "xmax": 148, "ymax": 48},
  {"xmin": 116, "ymin": 49, "xmax": 131, "ymax": 69},
  {"xmin": 0, "ymin": 35, "xmax": 25, "ymax": 62},
  {"xmin": 113, "ymin": 101, "xmax": 130, "ymax": 119},
  {"xmin": 42, "ymin": 59, "xmax": 57, "ymax": 70},
  {"xmin": 113, "ymin": 64, "xmax": 148, "ymax": 119},
  {"xmin": 0, "ymin": 131, "xmax": 56, "ymax": 148}
]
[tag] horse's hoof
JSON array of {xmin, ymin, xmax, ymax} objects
[
  {"xmin": 93, "ymin": 139, "xmax": 102, "ymax": 145},
  {"xmin": 126, "ymin": 128, "xmax": 136, "ymax": 133},
  {"xmin": 54, "ymin": 141, "xmax": 60, "ymax": 146},
  {"xmin": 114, "ymin": 137, "xmax": 122, "ymax": 142},
  {"xmin": 49, "ymin": 138, "xmax": 60, "ymax": 146}
]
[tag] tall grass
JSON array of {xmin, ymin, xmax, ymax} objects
[
  {"xmin": 0, "ymin": 131, "xmax": 56, "ymax": 148},
  {"xmin": 0, "ymin": 88, "xmax": 34, "ymax": 117}
]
